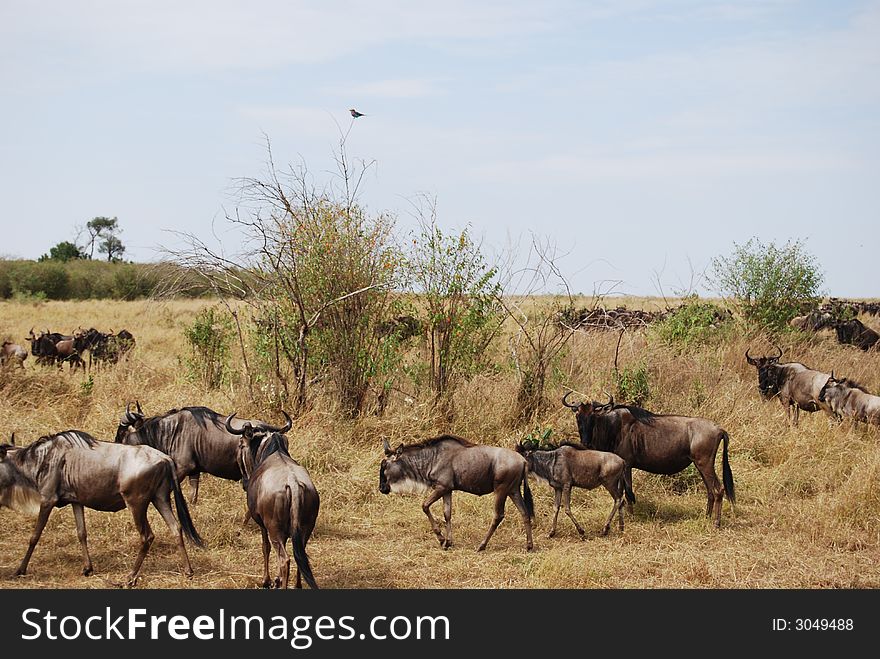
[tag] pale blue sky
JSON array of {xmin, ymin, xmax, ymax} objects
[{"xmin": 1, "ymin": 1, "xmax": 878, "ymax": 296}]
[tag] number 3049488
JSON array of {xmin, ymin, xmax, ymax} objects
[{"xmin": 787, "ymin": 619, "xmax": 854, "ymax": 631}]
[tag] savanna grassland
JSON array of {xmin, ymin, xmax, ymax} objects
[{"xmin": 1, "ymin": 297, "xmax": 879, "ymax": 589}]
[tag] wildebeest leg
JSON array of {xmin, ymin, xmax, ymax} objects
[
  {"xmin": 693, "ymin": 458, "xmax": 724, "ymax": 528},
  {"xmin": 548, "ymin": 488, "xmax": 562, "ymax": 538},
  {"xmin": 125, "ymin": 498, "xmax": 155, "ymax": 586},
  {"xmin": 477, "ymin": 489, "xmax": 507, "ymax": 552},
  {"xmin": 562, "ymin": 485, "xmax": 586, "ymax": 537},
  {"xmin": 793, "ymin": 404, "xmax": 800, "ymax": 427},
  {"xmin": 271, "ymin": 536, "xmax": 290, "ymax": 589},
  {"xmin": 15, "ymin": 503, "xmax": 54, "ymax": 576},
  {"xmin": 508, "ymin": 486, "xmax": 534, "ymax": 551},
  {"xmin": 420, "ymin": 488, "xmax": 447, "ymax": 547},
  {"xmin": 260, "ymin": 525, "xmax": 272, "ymax": 588},
  {"xmin": 188, "ymin": 474, "xmax": 200, "ymax": 504},
  {"xmin": 442, "ymin": 492, "xmax": 453, "ymax": 549},
  {"xmin": 72, "ymin": 504, "xmax": 94, "ymax": 576},
  {"xmin": 151, "ymin": 495, "xmax": 193, "ymax": 579},
  {"xmin": 601, "ymin": 484, "xmax": 625, "ymax": 535}
]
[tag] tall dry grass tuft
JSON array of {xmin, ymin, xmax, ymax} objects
[{"xmin": 1, "ymin": 299, "xmax": 879, "ymax": 589}]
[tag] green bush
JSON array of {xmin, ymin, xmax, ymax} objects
[
  {"xmin": 652, "ymin": 296, "xmax": 730, "ymax": 349},
  {"xmin": 615, "ymin": 363, "xmax": 650, "ymax": 406},
  {"xmin": 184, "ymin": 306, "xmax": 233, "ymax": 390},
  {"xmin": 711, "ymin": 238, "xmax": 823, "ymax": 333}
]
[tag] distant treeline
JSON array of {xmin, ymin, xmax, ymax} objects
[{"xmin": 0, "ymin": 259, "xmax": 214, "ymax": 300}]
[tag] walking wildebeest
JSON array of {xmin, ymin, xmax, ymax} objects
[
  {"xmin": 0, "ymin": 431, "xmax": 202, "ymax": 585},
  {"xmin": 379, "ymin": 435, "xmax": 534, "ymax": 551},
  {"xmin": 833, "ymin": 318, "xmax": 880, "ymax": 351},
  {"xmin": 1, "ymin": 341, "xmax": 27, "ymax": 369},
  {"xmin": 563, "ymin": 392, "xmax": 735, "ymax": 527},
  {"xmin": 818, "ymin": 375, "xmax": 880, "ymax": 426},
  {"xmin": 115, "ymin": 403, "xmax": 280, "ymax": 504},
  {"xmin": 225, "ymin": 413, "xmax": 319, "ymax": 589},
  {"xmin": 515, "ymin": 441, "xmax": 631, "ymax": 537},
  {"xmin": 745, "ymin": 347, "xmax": 834, "ymax": 426}
]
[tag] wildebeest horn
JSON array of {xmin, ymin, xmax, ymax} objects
[
  {"xmin": 136, "ymin": 400, "xmax": 143, "ymax": 415},
  {"xmin": 745, "ymin": 348, "xmax": 757, "ymax": 365},
  {"xmin": 9, "ymin": 432, "xmax": 14, "ymax": 446},
  {"xmin": 225, "ymin": 413, "xmax": 246, "ymax": 435},
  {"xmin": 562, "ymin": 391, "xmax": 579, "ymax": 409},
  {"xmin": 773, "ymin": 345, "xmax": 783, "ymax": 359},
  {"xmin": 123, "ymin": 402, "xmax": 140, "ymax": 425},
  {"xmin": 383, "ymin": 438, "xmax": 392, "ymax": 455},
  {"xmin": 261, "ymin": 411, "xmax": 292, "ymax": 434}
]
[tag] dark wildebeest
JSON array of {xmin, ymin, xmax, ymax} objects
[
  {"xmin": 115, "ymin": 403, "xmax": 280, "ymax": 505},
  {"xmin": 515, "ymin": 441, "xmax": 631, "ymax": 537},
  {"xmin": 1, "ymin": 341, "xmax": 27, "ymax": 369},
  {"xmin": 379, "ymin": 435, "xmax": 534, "ymax": 551},
  {"xmin": 225, "ymin": 412, "xmax": 319, "ymax": 589},
  {"xmin": 0, "ymin": 431, "xmax": 202, "ymax": 585},
  {"xmin": 833, "ymin": 319, "xmax": 880, "ymax": 351},
  {"xmin": 745, "ymin": 347, "xmax": 834, "ymax": 426},
  {"xmin": 818, "ymin": 375, "xmax": 880, "ymax": 426},
  {"xmin": 73, "ymin": 327, "xmax": 107, "ymax": 370},
  {"xmin": 563, "ymin": 392, "xmax": 735, "ymax": 527}
]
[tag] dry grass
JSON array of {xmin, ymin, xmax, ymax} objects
[{"xmin": 1, "ymin": 298, "xmax": 879, "ymax": 589}]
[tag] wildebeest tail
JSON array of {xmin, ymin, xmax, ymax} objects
[
  {"xmin": 288, "ymin": 485, "xmax": 318, "ymax": 589},
  {"xmin": 522, "ymin": 464, "xmax": 534, "ymax": 521},
  {"xmin": 722, "ymin": 431, "xmax": 735, "ymax": 505},
  {"xmin": 622, "ymin": 470, "xmax": 635, "ymax": 503},
  {"xmin": 170, "ymin": 464, "xmax": 204, "ymax": 548}
]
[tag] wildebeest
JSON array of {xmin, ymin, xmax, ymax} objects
[
  {"xmin": 379, "ymin": 435, "xmax": 534, "ymax": 551},
  {"xmin": 25, "ymin": 328, "xmax": 82, "ymax": 369},
  {"xmin": 833, "ymin": 318, "xmax": 880, "ymax": 351},
  {"xmin": 515, "ymin": 441, "xmax": 631, "ymax": 537},
  {"xmin": 74, "ymin": 328, "xmax": 137, "ymax": 368},
  {"xmin": 563, "ymin": 392, "xmax": 735, "ymax": 527},
  {"xmin": 0, "ymin": 431, "xmax": 202, "ymax": 585},
  {"xmin": 115, "ymin": 403, "xmax": 280, "ymax": 504},
  {"xmin": 818, "ymin": 375, "xmax": 880, "ymax": 426},
  {"xmin": 745, "ymin": 347, "xmax": 834, "ymax": 425},
  {"xmin": 789, "ymin": 311, "xmax": 834, "ymax": 332},
  {"xmin": 225, "ymin": 413, "xmax": 319, "ymax": 589},
  {"xmin": 1, "ymin": 341, "xmax": 27, "ymax": 369}
]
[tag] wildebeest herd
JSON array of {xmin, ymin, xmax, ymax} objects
[
  {"xmin": 0, "ymin": 337, "xmax": 877, "ymax": 589},
  {"xmin": 3, "ymin": 327, "xmax": 137, "ymax": 370}
]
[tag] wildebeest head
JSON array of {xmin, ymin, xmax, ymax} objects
[
  {"xmin": 562, "ymin": 391, "xmax": 614, "ymax": 447},
  {"xmin": 745, "ymin": 346, "xmax": 784, "ymax": 399},
  {"xmin": 378, "ymin": 438, "xmax": 402, "ymax": 495},
  {"xmin": 114, "ymin": 401, "xmax": 146, "ymax": 443},
  {"xmin": 225, "ymin": 411, "xmax": 292, "ymax": 490},
  {"xmin": 817, "ymin": 372, "xmax": 867, "ymax": 411},
  {"xmin": 0, "ymin": 442, "xmax": 42, "ymax": 516}
]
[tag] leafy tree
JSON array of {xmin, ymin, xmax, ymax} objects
[
  {"xmin": 100, "ymin": 234, "xmax": 126, "ymax": 262},
  {"xmin": 84, "ymin": 216, "xmax": 121, "ymax": 259},
  {"xmin": 38, "ymin": 241, "xmax": 85, "ymax": 262},
  {"xmin": 711, "ymin": 238, "xmax": 823, "ymax": 333}
]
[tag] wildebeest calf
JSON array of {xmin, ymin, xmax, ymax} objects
[
  {"xmin": 819, "ymin": 376, "xmax": 880, "ymax": 426},
  {"xmin": 1, "ymin": 341, "xmax": 27, "ymax": 369},
  {"xmin": 379, "ymin": 435, "xmax": 534, "ymax": 551},
  {"xmin": 516, "ymin": 442, "xmax": 632, "ymax": 537}
]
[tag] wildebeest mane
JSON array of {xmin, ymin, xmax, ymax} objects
[
  {"xmin": 399, "ymin": 434, "xmax": 475, "ymax": 452},
  {"xmin": 250, "ymin": 433, "xmax": 290, "ymax": 465},
  {"xmin": 840, "ymin": 378, "xmax": 869, "ymax": 393},
  {"xmin": 126, "ymin": 406, "xmax": 225, "ymax": 445},
  {"xmin": 612, "ymin": 405, "xmax": 657, "ymax": 424}
]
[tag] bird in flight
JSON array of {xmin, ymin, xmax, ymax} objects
[{"xmin": 349, "ymin": 108, "xmax": 365, "ymax": 118}]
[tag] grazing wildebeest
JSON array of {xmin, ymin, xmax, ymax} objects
[
  {"xmin": 0, "ymin": 431, "xmax": 202, "ymax": 585},
  {"xmin": 515, "ymin": 441, "xmax": 631, "ymax": 537},
  {"xmin": 745, "ymin": 347, "xmax": 834, "ymax": 426},
  {"xmin": 818, "ymin": 375, "xmax": 880, "ymax": 426},
  {"xmin": 225, "ymin": 413, "xmax": 319, "ymax": 589},
  {"xmin": 379, "ymin": 435, "xmax": 534, "ymax": 551},
  {"xmin": 563, "ymin": 392, "xmax": 735, "ymax": 527},
  {"xmin": 833, "ymin": 318, "xmax": 880, "ymax": 351},
  {"xmin": 115, "ymin": 403, "xmax": 279, "ymax": 504},
  {"xmin": 1, "ymin": 341, "xmax": 27, "ymax": 369}
]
